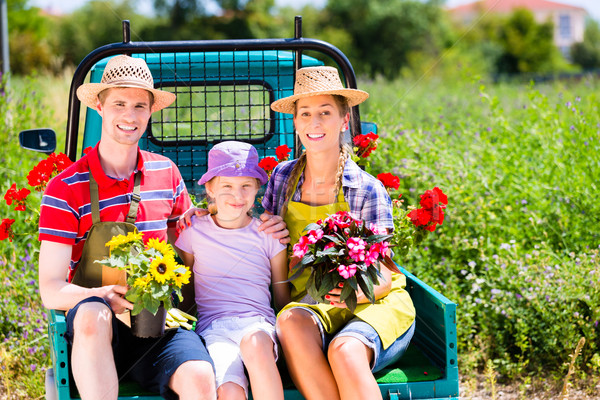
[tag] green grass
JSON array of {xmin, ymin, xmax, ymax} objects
[{"xmin": 1, "ymin": 70, "xmax": 599, "ymax": 397}]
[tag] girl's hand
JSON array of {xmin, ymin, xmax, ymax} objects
[{"xmin": 176, "ymin": 207, "xmax": 209, "ymax": 232}]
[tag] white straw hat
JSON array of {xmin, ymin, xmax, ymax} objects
[
  {"xmin": 271, "ymin": 66, "xmax": 369, "ymax": 114},
  {"xmin": 76, "ymin": 55, "xmax": 176, "ymax": 113}
]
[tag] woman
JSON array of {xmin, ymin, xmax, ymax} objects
[{"xmin": 262, "ymin": 66, "xmax": 416, "ymax": 400}]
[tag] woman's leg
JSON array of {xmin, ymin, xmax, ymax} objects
[
  {"xmin": 276, "ymin": 308, "xmax": 340, "ymax": 400},
  {"xmin": 240, "ymin": 330, "xmax": 283, "ymax": 400},
  {"xmin": 328, "ymin": 336, "xmax": 381, "ymax": 400},
  {"xmin": 216, "ymin": 382, "xmax": 246, "ymax": 400}
]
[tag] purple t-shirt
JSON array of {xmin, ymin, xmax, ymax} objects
[{"xmin": 175, "ymin": 214, "xmax": 286, "ymax": 332}]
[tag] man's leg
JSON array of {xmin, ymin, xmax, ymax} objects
[
  {"xmin": 70, "ymin": 300, "xmax": 118, "ymax": 400},
  {"xmin": 169, "ymin": 360, "xmax": 217, "ymax": 400},
  {"xmin": 127, "ymin": 328, "xmax": 216, "ymax": 400}
]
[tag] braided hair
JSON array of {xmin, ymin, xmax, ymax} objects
[{"xmin": 280, "ymin": 95, "xmax": 353, "ymax": 218}]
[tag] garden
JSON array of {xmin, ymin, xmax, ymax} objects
[{"xmin": 1, "ymin": 63, "xmax": 599, "ymax": 398}]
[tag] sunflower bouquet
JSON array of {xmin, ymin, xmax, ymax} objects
[{"xmin": 95, "ymin": 231, "xmax": 191, "ymax": 316}]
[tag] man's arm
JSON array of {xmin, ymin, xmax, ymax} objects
[{"xmin": 38, "ymin": 240, "xmax": 133, "ymax": 314}]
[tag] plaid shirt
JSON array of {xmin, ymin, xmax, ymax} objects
[{"xmin": 262, "ymin": 157, "xmax": 394, "ymax": 232}]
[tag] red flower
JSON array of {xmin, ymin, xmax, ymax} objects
[
  {"xmin": 83, "ymin": 147, "xmax": 93, "ymax": 155},
  {"xmin": 408, "ymin": 208, "xmax": 432, "ymax": 227},
  {"xmin": 258, "ymin": 157, "xmax": 279, "ymax": 173},
  {"xmin": 353, "ymin": 132, "xmax": 379, "ymax": 158},
  {"xmin": 275, "ymin": 145, "xmax": 291, "ymax": 162},
  {"xmin": 26, "ymin": 152, "xmax": 73, "ymax": 191},
  {"xmin": 377, "ymin": 172, "xmax": 400, "ymax": 190},
  {"xmin": 419, "ymin": 187, "xmax": 448, "ymax": 209},
  {"xmin": 0, "ymin": 218, "xmax": 15, "ymax": 241},
  {"xmin": 4, "ymin": 183, "xmax": 31, "ymax": 211}
]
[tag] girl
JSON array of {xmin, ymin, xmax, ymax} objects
[
  {"xmin": 263, "ymin": 66, "xmax": 416, "ymax": 400},
  {"xmin": 175, "ymin": 141, "xmax": 290, "ymax": 400}
]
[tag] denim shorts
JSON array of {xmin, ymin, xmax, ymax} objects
[
  {"xmin": 199, "ymin": 316, "xmax": 277, "ymax": 396},
  {"xmin": 300, "ymin": 307, "xmax": 416, "ymax": 373},
  {"xmin": 65, "ymin": 296, "xmax": 214, "ymax": 400}
]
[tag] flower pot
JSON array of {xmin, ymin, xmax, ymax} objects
[{"xmin": 130, "ymin": 307, "xmax": 167, "ymax": 338}]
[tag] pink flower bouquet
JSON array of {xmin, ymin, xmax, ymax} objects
[{"xmin": 290, "ymin": 211, "xmax": 400, "ymax": 312}]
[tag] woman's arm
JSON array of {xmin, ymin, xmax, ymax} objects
[{"xmin": 270, "ymin": 248, "xmax": 291, "ymax": 311}]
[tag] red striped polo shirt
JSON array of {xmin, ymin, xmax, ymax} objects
[{"xmin": 39, "ymin": 143, "xmax": 191, "ymax": 282}]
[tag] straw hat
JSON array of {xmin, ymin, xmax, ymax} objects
[
  {"xmin": 270, "ymin": 66, "xmax": 369, "ymax": 114},
  {"xmin": 76, "ymin": 55, "xmax": 176, "ymax": 113}
]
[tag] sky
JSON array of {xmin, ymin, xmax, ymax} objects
[{"xmin": 29, "ymin": 0, "xmax": 600, "ymax": 21}]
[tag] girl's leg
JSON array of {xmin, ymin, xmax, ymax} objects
[
  {"xmin": 276, "ymin": 308, "xmax": 340, "ymax": 400},
  {"xmin": 328, "ymin": 336, "xmax": 381, "ymax": 400},
  {"xmin": 216, "ymin": 382, "xmax": 246, "ymax": 400},
  {"xmin": 240, "ymin": 330, "xmax": 283, "ymax": 400}
]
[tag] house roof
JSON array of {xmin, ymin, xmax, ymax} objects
[{"xmin": 449, "ymin": 0, "xmax": 587, "ymax": 14}]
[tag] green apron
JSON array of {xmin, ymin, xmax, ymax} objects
[
  {"xmin": 280, "ymin": 170, "xmax": 416, "ymax": 349},
  {"xmin": 71, "ymin": 169, "xmax": 141, "ymax": 289}
]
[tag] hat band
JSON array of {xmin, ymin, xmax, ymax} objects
[{"xmin": 101, "ymin": 79, "xmax": 154, "ymax": 90}]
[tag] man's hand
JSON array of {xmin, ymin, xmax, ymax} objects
[
  {"xmin": 176, "ymin": 207, "xmax": 209, "ymax": 233},
  {"xmin": 100, "ymin": 285, "xmax": 134, "ymax": 315},
  {"xmin": 258, "ymin": 212, "xmax": 290, "ymax": 244}
]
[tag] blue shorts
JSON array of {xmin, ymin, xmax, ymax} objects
[
  {"xmin": 65, "ymin": 296, "xmax": 214, "ymax": 400},
  {"xmin": 301, "ymin": 307, "xmax": 416, "ymax": 373}
]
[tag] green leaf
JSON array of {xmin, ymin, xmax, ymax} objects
[{"xmin": 356, "ymin": 274, "xmax": 375, "ymax": 305}]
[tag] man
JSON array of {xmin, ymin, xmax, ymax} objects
[{"xmin": 37, "ymin": 55, "xmax": 217, "ymax": 400}]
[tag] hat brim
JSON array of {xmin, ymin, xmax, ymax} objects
[
  {"xmin": 198, "ymin": 163, "xmax": 269, "ymax": 186},
  {"xmin": 270, "ymin": 88, "xmax": 369, "ymax": 114},
  {"xmin": 76, "ymin": 82, "xmax": 176, "ymax": 113}
]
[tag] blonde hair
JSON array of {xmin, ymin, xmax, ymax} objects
[
  {"xmin": 98, "ymin": 87, "xmax": 155, "ymax": 107},
  {"xmin": 205, "ymin": 176, "xmax": 261, "ymax": 216},
  {"xmin": 281, "ymin": 144, "xmax": 351, "ymax": 218},
  {"xmin": 280, "ymin": 94, "xmax": 352, "ymax": 218}
]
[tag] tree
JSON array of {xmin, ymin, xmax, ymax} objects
[
  {"xmin": 56, "ymin": 0, "xmax": 149, "ymax": 67},
  {"xmin": 323, "ymin": 0, "xmax": 451, "ymax": 79},
  {"xmin": 494, "ymin": 9, "xmax": 560, "ymax": 74},
  {"xmin": 7, "ymin": 0, "xmax": 56, "ymax": 74},
  {"xmin": 571, "ymin": 20, "xmax": 600, "ymax": 70}
]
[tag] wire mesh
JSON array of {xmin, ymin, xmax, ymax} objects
[{"xmin": 134, "ymin": 50, "xmax": 298, "ymax": 195}]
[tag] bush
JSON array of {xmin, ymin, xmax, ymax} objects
[
  {"xmin": 571, "ymin": 20, "xmax": 600, "ymax": 70},
  {"xmin": 361, "ymin": 74, "xmax": 600, "ymax": 382}
]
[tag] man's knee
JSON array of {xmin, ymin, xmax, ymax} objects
[
  {"xmin": 72, "ymin": 301, "xmax": 113, "ymax": 339},
  {"xmin": 170, "ymin": 360, "xmax": 216, "ymax": 395}
]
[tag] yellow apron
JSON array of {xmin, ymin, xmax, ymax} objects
[{"xmin": 280, "ymin": 171, "xmax": 416, "ymax": 349}]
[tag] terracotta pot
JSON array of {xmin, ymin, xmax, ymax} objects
[{"xmin": 130, "ymin": 307, "xmax": 167, "ymax": 338}]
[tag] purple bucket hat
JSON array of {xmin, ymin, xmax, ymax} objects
[{"xmin": 198, "ymin": 141, "xmax": 269, "ymax": 186}]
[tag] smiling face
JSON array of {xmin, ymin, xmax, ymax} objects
[
  {"xmin": 96, "ymin": 87, "xmax": 153, "ymax": 148},
  {"xmin": 293, "ymin": 95, "xmax": 350, "ymax": 156},
  {"xmin": 205, "ymin": 176, "xmax": 260, "ymax": 229}
]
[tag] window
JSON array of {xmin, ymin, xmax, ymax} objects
[{"xmin": 559, "ymin": 14, "xmax": 571, "ymax": 39}]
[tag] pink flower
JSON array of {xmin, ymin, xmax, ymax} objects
[
  {"xmin": 307, "ymin": 229, "xmax": 324, "ymax": 244},
  {"xmin": 347, "ymin": 237, "xmax": 366, "ymax": 262},
  {"xmin": 369, "ymin": 223, "xmax": 388, "ymax": 235},
  {"xmin": 293, "ymin": 236, "xmax": 310, "ymax": 258},
  {"xmin": 338, "ymin": 264, "xmax": 357, "ymax": 279},
  {"xmin": 324, "ymin": 242, "xmax": 336, "ymax": 250}
]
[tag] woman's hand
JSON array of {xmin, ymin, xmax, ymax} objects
[
  {"xmin": 258, "ymin": 212, "xmax": 290, "ymax": 244},
  {"xmin": 176, "ymin": 207, "xmax": 209, "ymax": 233},
  {"xmin": 325, "ymin": 266, "xmax": 393, "ymax": 309}
]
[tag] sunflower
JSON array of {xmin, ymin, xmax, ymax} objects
[
  {"xmin": 105, "ymin": 230, "xmax": 144, "ymax": 252},
  {"xmin": 173, "ymin": 267, "xmax": 192, "ymax": 287},
  {"xmin": 133, "ymin": 274, "xmax": 152, "ymax": 289},
  {"xmin": 149, "ymin": 255, "xmax": 177, "ymax": 284},
  {"xmin": 146, "ymin": 237, "xmax": 175, "ymax": 258}
]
